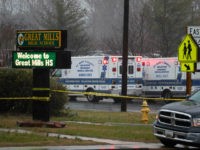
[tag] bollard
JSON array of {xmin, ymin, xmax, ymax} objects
[{"xmin": 141, "ymin": 99, "xmax": 150, "ymax": 124}]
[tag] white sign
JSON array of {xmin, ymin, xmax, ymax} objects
[{"xmin": 187, "ymin": 26, "xmax": 200, "ymax": 46}]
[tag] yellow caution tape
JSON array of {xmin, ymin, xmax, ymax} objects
[
  {"xmin": 0, "ymin": 97, "xmax": 49, "ymax": 101},
  {"xmin": 0, "ymin": 88, "xmax": 185, "ymax": 102},
  {"xmin": 51, "ymin": 89, "xmax": 185, "ymax": 101},
  {"xmin": 32, "ymin": 88, "xmax": 50, "ymax": 91}
]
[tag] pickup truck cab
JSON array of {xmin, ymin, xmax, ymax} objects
[{"xmin": 153, "ymin": 90, "xmax": 200, "ymax": 147}]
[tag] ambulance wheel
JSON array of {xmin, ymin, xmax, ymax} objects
[
  {"xmin": 113, "ymin": 98, "xmax": 122, "ymax": 103},
  {"xmin": 69, "ymin": 96, "xmax": 77, "ymax": 101},
  {"xmin": 86, "ymin": 88, "xmax": 100, "ymax": 103},
  {"xmin": 162, "ymin": 90, "xmax": 173, "ymax": 103}
]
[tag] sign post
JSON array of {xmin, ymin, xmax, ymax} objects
[
  {"xmin": 178, "ymin": 34, "xmax": 198, "ymax": 95},
  {"xmin": 32, "ymin": 69, "xmax": 50, "ymax": 122}
]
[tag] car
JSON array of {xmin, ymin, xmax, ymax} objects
[{"xmin": 153, "ymin": 89, "xmax": 200, "ymax": 148}]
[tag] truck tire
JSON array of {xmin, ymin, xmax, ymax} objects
[
  {"xmin": 113, "ymin": 98, "xmax": 122, "ymax": 103},
  {"xmin": 86, "ymin": 88, "xmax": 100, "ymax": 103},
  {"xmin": 69, "ymin": 96, "xmax": 77, "ymax": 101},
  {"xmin": 159, "ymin": 139, "xmax": 177, "ymax": 147},
  {"xmin": 162, "ymin": 90, "xmax": 173, "ymax": 103}
]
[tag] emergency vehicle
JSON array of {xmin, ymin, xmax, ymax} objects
[
  {"xmin": 55, "ymin": 55, "xmax": 143, "ymax": 102},
  {"xmin": 142, "ymin": 57, "xmax": 200, "ymax": 99}
]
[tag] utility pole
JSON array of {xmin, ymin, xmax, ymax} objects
[{"xmin": 121, "ymin": 0, "xmax": 129, "ymax": 112}]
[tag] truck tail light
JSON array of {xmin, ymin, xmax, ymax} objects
[
  {"xmin": 137, "ymin": 68, "xmax": 141, "ymax": 72},
  {"xmin": 142, "ymin": 62, "xmax": 145, "ymax": 66},
  {"xmin": 112, "ymin": 67, "xmax": 116, "ymax": 72},
  {"xmin": 137, "ymin": 63, "xmax": 141, "ymax": 72}
]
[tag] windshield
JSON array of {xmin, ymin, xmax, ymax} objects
[{"xmin": 189, "ymin": 90, "xmax": 200, "ymax": 102}]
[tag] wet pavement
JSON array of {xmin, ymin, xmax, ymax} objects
[
  {"xmin": 0, "ymin": 144, "xmax": 161, "ymax": 150},
  {"xmin": 66, "ymin": 97, "xmax": 165, "ymax": 113},
  {"xmin": 0, "ymin": 144, "xmax": 199, "ymax": 150}
]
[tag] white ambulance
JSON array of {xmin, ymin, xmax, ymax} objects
[
  {"xmin": 55, "ymin": 55, "xmax": 143, "ymax": 102},
  {"xmin": 142, "ymin": 57, "xmax": 200, "ymax": 99}
]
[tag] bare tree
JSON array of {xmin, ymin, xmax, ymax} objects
[
  {"xmin": 86, "ymin": 0, "xmax": 200, "ymax": 57},
  {"xmin": 28, "ymin": 0, "xmax": 89, "ymax": 55},
  {"xmin": 146, "ymin": 0, "xmax": 193, "ymax": 57},
  {"xmin": 86, "ymin": 0, "xmax": 123, "ymax": 53},
  {"xmin": 86, "ymin": 0, "xmax": 147, "ymax": 55},
  {"xmin": 0, "ymin": 0, "xmax": 32, "ymax": 66}
]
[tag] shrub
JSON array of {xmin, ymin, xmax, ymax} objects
[
  {"xmin": 50, "ymin": 77, "xmax": 68, "ymax": 115},
  {"xmin": 0, "ymin": 68, "xmax": 68, "ymax": 115},
  {"xmin": 0, "ymin": 68, "xmax": 32, "ymax": 113}
]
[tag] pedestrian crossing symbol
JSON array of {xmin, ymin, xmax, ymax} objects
[{"xmin": 178, "ymin": 34, "xmax": 198, "ymax": 62}]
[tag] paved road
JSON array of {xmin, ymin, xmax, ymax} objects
[
  {"xmin": 66, "ymin": 97, "xmax": 165, "ymax": 113},
  {"xmin": 0, "ymin": 144, "xmax": 198, "ymax": 149},
  {"xmin": 0, "ymin": 145, "xmax": 164, "ymax": 150}
]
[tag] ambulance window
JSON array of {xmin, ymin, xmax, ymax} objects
[
  {"xmin": 128, "ymin": 65, "xmax": 134, "ymax": 74},
  {"xmin": 119, "ymin": 65, "xmax": 134, "ymax": 74},
  {"xmin": 52, "ymin": 69, "xmax": 61, "ymax": 77},
  {"xmin": 119, "ymin": 65, "xmax": 122, "ymax": 74}
]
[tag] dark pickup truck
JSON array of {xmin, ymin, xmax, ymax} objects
[{"xmin": 153, "ymin": 90, "xmax": 200, "ymax": 147}]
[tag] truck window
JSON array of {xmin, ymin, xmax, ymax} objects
[{"xmin": 189, "ymin": 90, "xmax": 200, "ymax": 102}]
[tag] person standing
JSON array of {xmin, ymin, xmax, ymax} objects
[
  {"xmin": 183, "ymin": 42, "xmax": 187, "ymax": 59},
  {"xmin": 187, "ymin": 40, "xmax": 192, "ymax": 60}
]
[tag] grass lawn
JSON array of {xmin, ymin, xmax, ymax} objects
[
  {"xmin": 53, "ymin": 110, "xmax": 157, "ymax": 124},
  {"xmin": 0, "ymin": 132, "xmax": 99, "ymax": 147},
  {"xmin": 0, "ymin": 110, "xmax": 159, "ymax": 146}
]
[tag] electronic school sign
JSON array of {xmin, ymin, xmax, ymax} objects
[
  {"xmin": 12, "ymin": 51, "xmax": 56, "ymax": 68},
  {"xmin": 14, "ymin": 30, "xmax": 71, "ymax": 69},
  {"xmin": 16, "ymin": 30, "xmax": 67, "ymax": 50}
]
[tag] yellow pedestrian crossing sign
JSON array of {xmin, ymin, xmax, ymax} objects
[
  {"xmin": 178, "ymin": 34, "xmax": 198, "ymax": 62},
  {"xmin": 181, "ymin": 62, "xmax": 195, "ymax": 72}
]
